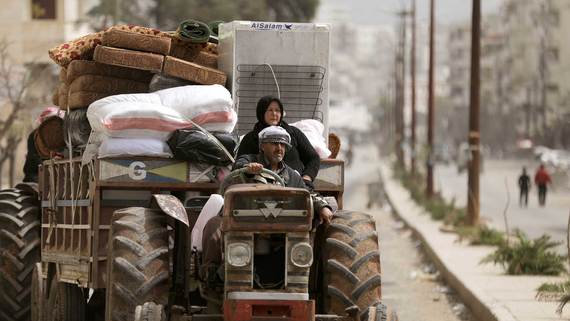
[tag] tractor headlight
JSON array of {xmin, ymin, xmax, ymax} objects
[
  {"xmin": 227, "ymin": 242, "xmax": 252, "ymax": 267},
  {"xmin": 290, "ymin": 242, "xmax": 313, "ymax": 268}
]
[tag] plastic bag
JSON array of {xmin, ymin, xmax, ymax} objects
[
  {"xmin": 167, "ymin": 129, "xmax": 237, "ymax": 166},
  {"xmin": 290, "ymin": 119, "xmax": 332, "ymax": 158},
  {"xmin": 149, "ymin": 73, "xmax": 196, "ymax": 92}
]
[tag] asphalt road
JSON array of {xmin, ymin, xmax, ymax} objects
[
  {"xmin": 434, "ymin": 159, "xmax": 570, "ymax": 247},
  {"xmin": 343, "ymin": 144, "xmax": 475, "ymax": 321}
]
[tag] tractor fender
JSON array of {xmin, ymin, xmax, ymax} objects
[{"xmin": 151, "ymin": 194, "xmax": 189, "ymax": 227}]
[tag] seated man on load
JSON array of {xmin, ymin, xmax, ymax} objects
[{"xmin": 200, "ymin": 125, "xmax": 333, "ymax": 285}]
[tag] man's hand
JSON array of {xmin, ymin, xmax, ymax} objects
[
  {"xmin": 319, "ymin": 207, "xmax": 333, "ymax": 225},
  {"xmin": 302, "ymin": 175, "xmax": 312, "ymax": 182},
  {"xmin": 246, "ymin": 162, "xmax": 264, "ymax": 175}
]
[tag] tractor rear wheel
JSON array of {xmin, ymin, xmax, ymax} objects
[
  {"xmin": 31, "ymin": 263, "xmax": 45, "ymax": 321},
  {"xmin": 323, "ymin": 210, "xmax": 386, "ymax": 321},
  {"xmin": 45, "ymin": 278, "xmax": 86, "ymax": 321},
  {"xmin": 0, "ymin": 188, "xmax": 40, "ymax": 321},
  {"xmin": 105, "ymin": 207, "xmax": 170, "ymax": 321}
]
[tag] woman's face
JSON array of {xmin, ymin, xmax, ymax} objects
[{"xmin": 264, "ymin": 102, "xmax": 282, "ymax": 126}]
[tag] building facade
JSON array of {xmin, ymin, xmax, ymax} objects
[
  {"xmin": 446, "ymin": 0, "xmax": 570, "ymax": 149},
  {"xmin": 0, "ymin": 0, "xmax": 94, "ymax": 64}
]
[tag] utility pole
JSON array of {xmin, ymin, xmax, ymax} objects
[
  {"xmin": 400, "ymin": 10, "xmax": 407, "ymax": 170},
  {"xmin": 467, "ymin": 0, "xmax": 481, "ymax": 226},
  {"xmin": 395, "ymin": 10, "xmax": 408, "ymax": 166},
  {"xmin": 426, "ymin": 0, "xmax": 435, "ymax": 197},
  {"xmin": 410, "ymin": 0, "xmax": 417, "ymax": 175},
  {"xmin": 394, "ymin": 31, "xmax": 403, "ymax": 163}
]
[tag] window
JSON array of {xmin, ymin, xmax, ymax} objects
[{"xmin": 31, "ymin": 0, "xmax": 56, "ymax": 19}]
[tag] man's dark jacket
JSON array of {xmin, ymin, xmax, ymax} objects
[
  {"xmin": 232, "ymin": 154, "xmax": 330, "ymax": 213},
  {"xmin": 236, "ymin": 122, "xmax": 320, "ymax": 181}
]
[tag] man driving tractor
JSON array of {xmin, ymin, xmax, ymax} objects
[
  {"xmin": 234, "ymin": 125, "xmax": 333, "ymax": 223},
  {"xmin": 201, "ymin": 126, "xmax": 334, "ymax": 273}
]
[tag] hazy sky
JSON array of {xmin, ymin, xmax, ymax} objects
[{"xmin": 315, "ymin": 0, "xmax": 504, "ymax": 27}]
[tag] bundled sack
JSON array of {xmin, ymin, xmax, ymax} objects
[
  {"xmin": 87, "ymin": 84, "xmax": 237, "ymax": 139},
  {"xmin": 167, "ymin": 129, "xmax": 237, "ymax": 166},
  {"xmin": 99, "ymin": 137, "xmax": 173, "ymax": 158},
  {"xmin": 63, "ymin": 108, "xmax": 92, "ymax": 147},
  {"xmin": 176, "ymin": 20, "xmax": 210, "ymax": 43},
  {"xmin": 35, "ymin": 116, "xmax": 66, "ymax": 158},
  {"xmin": 290, "ymin": 119, "xmax": 332, "ymax": 158}
]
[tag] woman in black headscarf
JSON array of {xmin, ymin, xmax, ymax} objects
[{"xmin": 236, "ymin": 95, "xmax": 320, "ymax": 183}]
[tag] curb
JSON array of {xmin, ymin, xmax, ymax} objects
[{"xmin": 379, "ymin": 164, "xmax": 515, "ymax": 321}]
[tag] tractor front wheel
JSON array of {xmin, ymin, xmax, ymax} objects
[{"xmin": 323, "ymin": 210, "xmax": 387, "ymax": 321}]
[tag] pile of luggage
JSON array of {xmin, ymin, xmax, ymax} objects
[{"xmin": 35, "ymin": 20, "xmax": 239, "ymax": 182}]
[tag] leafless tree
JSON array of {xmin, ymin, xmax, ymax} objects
[{"xmin": 0, "ymin": 39, "xmax": 37, "ymax": 187}]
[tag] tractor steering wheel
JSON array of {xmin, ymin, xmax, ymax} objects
[{"xmin": 219, "ymin": 167, "xmax": 286, "ymax": 194}]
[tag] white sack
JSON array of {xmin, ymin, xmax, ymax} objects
[
  {"xmin": 98, "ymin": 137, "xmax": 173, "ymax": 158},
  {"xmin": 190, "ymin": 194, "xmax": 224, "ymax": 252},
  {"xmin": 87, "ymin": 85, "xmax": 237, "ymax": 140},
  {"xmin": 290, "ymin": 119, "xmax": 331, "ymax": 158},
  {"xmin": 89, "ymin": 101, "xmax": 187, "ymax": 140}
]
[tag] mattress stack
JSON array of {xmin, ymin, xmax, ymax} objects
[{"xmin": 46, "ymin": 23, "xmax": 228, "ymax": 153}]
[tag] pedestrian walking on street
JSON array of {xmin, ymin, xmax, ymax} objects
[
  {"xmin": 534, "ymin": 164, "xmax": 552, "ymax": 206},
  {"xmin": 518, "ymin": 167, "xmax": 531, "ymax": 207}
]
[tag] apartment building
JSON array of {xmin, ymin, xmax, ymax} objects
[
  {"xmin": 0, "ymin": 0, "xmax": 94, "ymax": 64},
  {"xmin": 501, "ymin": 0, "xmax": 570, "ymax": 138},
  {"xmin": 446, "ymin": 15, "xmax": 507, "ymax": 148}
]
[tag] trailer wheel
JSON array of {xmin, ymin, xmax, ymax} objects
[
  {"xmin": 0, "ymin": 188, "xmax": 40, "ymax": 321},
  {"xmin": 323, "ymin": 210, "xmax": 383, "ymax": 321},
  {"xmin": 46, "ymin": 278, "xmax": 86, "ymax": 321},
  {"xmin": 106, "ymin": 208, "xmax": 169, "ymax": 321},
  {"xmin": 31, "ymin": 263, "xmax": 45, "ymax": 321},
  {"xmin": 134, "ymin": 302, "xmax": 165, "ymax": 321}
]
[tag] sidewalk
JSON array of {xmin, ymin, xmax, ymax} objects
[{"xmin": 380, "ymin": 162, "xmax": 570, "ymax": 321}]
